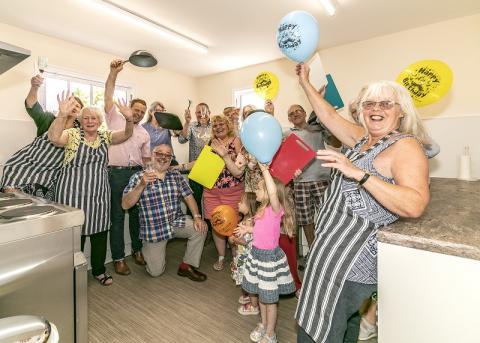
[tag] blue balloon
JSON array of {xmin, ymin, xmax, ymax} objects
[
  {"xmin": 277, "ymin": 10, "xmax": 319, "ymax": 63},
  {"xmin": 240, "ymin": 111, "xmax": 282, "ymax": 163}
]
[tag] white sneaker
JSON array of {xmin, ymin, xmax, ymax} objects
[{"xmin": 358, "ymin": 317, "xmax": 377, "ymax": 340}]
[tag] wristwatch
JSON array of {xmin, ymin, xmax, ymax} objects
[
  {"xmin": 193, "ymin": 214, "xmax": 202, "ymax": 219},
  {"xmin": 357, "ymin": 172, "xmax": 371, "ymax": 188}
]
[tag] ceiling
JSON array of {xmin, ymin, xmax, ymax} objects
[{"xmin": 1, "ymin": 0, "xmax": 479, "ymax": 77}]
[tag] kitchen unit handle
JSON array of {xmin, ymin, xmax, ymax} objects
[{"xmin": 0, "ymin": 315, "xmax": 51, "ymax": 342}]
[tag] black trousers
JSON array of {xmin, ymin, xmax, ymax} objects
[{"xmin": 81, "ymin": 231, "xmax": 108, "ymax": 277}]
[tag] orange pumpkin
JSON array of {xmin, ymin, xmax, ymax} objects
[{"xmin": 211, "ymin": 205, "xmax": 238, "ymax": 237}]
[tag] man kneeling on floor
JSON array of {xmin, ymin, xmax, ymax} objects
[{"xmin": 122, "ymin": 144, "xmax": 208, "ymax": 282}]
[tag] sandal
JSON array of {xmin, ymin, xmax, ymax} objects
[
  {"xmin": 250, "ymin": 323, "xmax": 266, "ymax": 342},
  {"xmin": 95, "ymin": 273, "xmax": 113, "ymax": 286},
  {"xmin": 213, "ymin": 259, "xmax": 225, "ymax": 271},
  {"xmin": 260, "ymin": 333, "xmax": 277, "ymax": 343},
  {"xmin": 238, "ymin": 294, "xmax": 251, "ymax": 304},
  {"xmin": 238, "ymin": 303, "xmax": 260, "ymax": 316}
]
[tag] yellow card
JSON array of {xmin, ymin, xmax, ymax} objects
[{"xmin": 188, "ymin": 146, "xmax": 225, "ymax": 189}]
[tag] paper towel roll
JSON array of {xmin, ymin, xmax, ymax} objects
[{"xmin": 458, "ymin": 155, "xmax": 472, "ymax": 181}]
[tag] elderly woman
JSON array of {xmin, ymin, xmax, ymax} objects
[
  {"xmin": 294, "ymin": 63, "xmax": 430, "ymax": 343},
  {"xmin": 204, "ymin": 115, "xmax": 245, "ymax": 271},
  {"xmin": 48, "ymin": 93, "xmax": 133, "ymax": 286},
  {"xmin": 1, "ymin": 75, "xmax": 83, "ymax": 198}
]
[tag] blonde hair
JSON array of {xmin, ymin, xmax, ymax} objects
[
  {"xmin": 210, "ymin": 114, "xmax": 235, "ymax": 138},
  {"xmin": 78, "ymin": 106, "xmax": 104, "ymax": 125},
  {"xmin": 240, "ymin": 192, "xmax": 258, "ymax": 223},
  {"xmin": 256, "ymin": 178, "xmax": 295, "ymax": 238},
  {"xmin": 358, "ymin": 80, "xmax": 431, "ymax": 144}
]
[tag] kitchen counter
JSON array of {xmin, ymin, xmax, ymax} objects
[{"xmin": 378, "ymin": 177, "xmax": 480, "ymax": 261}]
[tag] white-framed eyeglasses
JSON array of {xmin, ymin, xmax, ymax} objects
[{"xmin": 361, "ymin": 100, "xmax": 399, "ymax": 110}]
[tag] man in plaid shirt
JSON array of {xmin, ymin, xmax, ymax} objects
[{"xmin": 122, "ymin": 144, "xmax": 208, "ymax": 282}]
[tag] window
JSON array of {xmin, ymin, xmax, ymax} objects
[
  {"xmin": 41, "ymin": 71, "xmax": 131, "ymax": 113},
  {"xmin": 233, "ymin": 88, "xmax": 264, "ymax": 114}
]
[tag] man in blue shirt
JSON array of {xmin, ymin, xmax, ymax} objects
[{"xmin": 122, "ymin": 144, "xmax": 208, "ymax": 282}]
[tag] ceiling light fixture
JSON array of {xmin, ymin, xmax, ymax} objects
[
  {"xmin": 319, "ymin": 0, "xmax": 337, "ymax": 16},
  {"xmin": 84, "ymin": 0, "xmax": 208, "ymax": 53}
]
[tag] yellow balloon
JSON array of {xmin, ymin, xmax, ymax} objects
[
  {"xmin": 396, "ymin": 60, "xmax": 453, "ymax": 107},
  {"xmin": 253, "ymin": 71, "xmax": 279, "ymax": 100}
]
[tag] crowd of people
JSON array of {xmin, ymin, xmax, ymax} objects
[{"xmin": 0, "ymin": 58, "xmax": 436, "ymax": 343}]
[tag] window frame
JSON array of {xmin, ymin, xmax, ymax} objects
[{"xmin": 39, "ymin": 67, "xmax": 132, "ymax": 112}]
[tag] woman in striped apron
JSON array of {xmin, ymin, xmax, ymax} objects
[
  {"xmin": 48, "ymin": 94, "xmax": 134, "ymax": 286},
  {"xmin": 1, "ymin": 76, "xmax": 82, "ymax": 198},
  {"xmin": 294, "ymin": 63, "xmax": 431, "ymax": 343}
]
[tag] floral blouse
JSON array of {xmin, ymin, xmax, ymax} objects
[
  {"xmin": 213, "ymin": 137, "xmax": 244, "ymax": 189},
  {"xmin": 64, "ymin": 128, "xmax": 112, "ymax": 165}
]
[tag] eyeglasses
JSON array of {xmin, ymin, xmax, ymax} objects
[
  {"xmin": 361, "ymin": 100, "xmax": 399, "ymax": 110},
  {"xmin": 153, "ymin": 152, "xmax": 174, "ymax": 160},
  {"xmin": 288, "ymin": 109, "xmax": 305, "ymax": 117}
]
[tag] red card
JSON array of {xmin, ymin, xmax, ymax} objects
[{"xmin": 269, "ymin": 133, "xmax": 316, "ymax": 185}]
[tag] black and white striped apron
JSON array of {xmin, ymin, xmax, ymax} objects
[
  {"xmin": 1, "ymin": 133, "xmax": 65, "ymax": 199},
  {"xmin": 55, "ymin": 130, "xmax": 110, "ymax": 236},
  {"xmin": 295, "ymin": 132, "xmax": 408, "ymax": 342}
]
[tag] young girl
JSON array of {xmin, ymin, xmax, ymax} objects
[
  {"xmin": 235, "ymin": 163, "xmax": 296, "ymax": 343},
  {"xmin": 229, "ymin": 192, "xmax": 259, "ymax": 315}
]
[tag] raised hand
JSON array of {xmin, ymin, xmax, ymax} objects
[
  {"xmin": 31, "ymin": 74, "xmax": 44, "ymax": 88},
  {"xmin": 184, "ymin": 108, "xmax": 192, "ymax": 124},
  {"xmin": 140, "ymin": 170, "xmax": 156, "ymax": 187},
  {"xmin": 258, "ymin": 162, "xmax": 269, "ymax": 172},
  {"xmin": 110, "ymin": 59, "xmax": 124, "ymax": 74},
  {"xmin": 264, "ymin": 100, "xmax": 274, "ymax": 115},
  {"xmin": 57, "ymin": 90, "xmax": 77, "ymax": 118},
  {"xmin": 295, "ymin": 63, "xmax": 311, "ymax": 88},
  {"xmin": 115, "ymin": 98, "xmax": 133, "ymax": 122}
]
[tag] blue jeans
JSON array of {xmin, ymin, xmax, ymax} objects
[{"xmin": 108, "ymin": 168, "xmax": 142, "ymax": 261}]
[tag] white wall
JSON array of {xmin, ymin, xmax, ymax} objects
[
  {"xmin": 0, "ymin": 22, "xmax": 199, "ymax": 164},
  {"xmin": 197, "ymin": 14, "xmax": 480, "ymax": 179},
  {"xmin": 378, "ymin": 242, "xmax": 480, "ymax": 343}
]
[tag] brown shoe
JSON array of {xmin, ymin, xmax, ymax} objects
[
  {"xmin": 132, "ymin": 251, "xmax": 146, "ymax": 265},
  {"xmin": 177, "ymin": 265, "xmax": 207, "ymax": 282},
  {"xmin": 114, "ymin": 260, "xmax": 131, "ymax": 275}
]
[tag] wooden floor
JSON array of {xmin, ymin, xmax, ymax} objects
[{"xmin": 87, "ymin": 239, "xmax": 377, "ymax": 343}]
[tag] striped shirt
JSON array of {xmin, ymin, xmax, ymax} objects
[{"xmin": 124, "ymin": 170, "xmax": 192, "ymax": 242}]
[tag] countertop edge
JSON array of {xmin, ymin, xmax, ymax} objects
[{"xmin": 378, "ymin": 230, "xmax": 480, "ymax": 261}]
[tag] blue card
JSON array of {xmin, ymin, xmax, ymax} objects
[{"xmin": 325, "ymin": 74, "xmax": 344, "ymax": 110}]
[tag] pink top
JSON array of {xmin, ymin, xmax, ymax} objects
[
  {"xmin": 253, "ymin": 206, "xmax": 284, "ymax": 250},
  {"xmin": 104, "ymin": 106, "xmax": 151, "ymax": 166}
]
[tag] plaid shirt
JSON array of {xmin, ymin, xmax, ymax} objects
[{"xmin": 124, "ymin": 170, "xmax": 192, "ymax": 242}]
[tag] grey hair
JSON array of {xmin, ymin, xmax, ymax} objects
[
  {"xmin": 146, "ymin": 101, "xmax": 165, "ymax": 123},
  {"xmin": 357, "ymin": 80, "xmax": 431, "ymax": 145},
  {"xmin": 78, "ymin": 106, "xmax": 104, "ymax": 125},
  {"xmin": 242, "ymin": 104, "xmax": 257, "ymax": 119}
]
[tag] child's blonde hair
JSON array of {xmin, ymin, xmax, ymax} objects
[
  {"xmin": 241, "ymin": 192, "xmax": 258, "ymax": 222},
  {"xmin": 256, "ymin": 178, "xmax": 295, "ymax": 238}
]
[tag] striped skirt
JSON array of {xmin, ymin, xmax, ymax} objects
[{"xmin": 242, "ymin": 246, "xmax": 296, "ymax": 304}]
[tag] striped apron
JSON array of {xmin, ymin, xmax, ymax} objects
[
  {"xmin": 295, "ymin": 132, "xmax": 410, "ymax": 342},
  {"xmin": 55, "ymin": 130, "xmax": 110, "ymax": 236},
  {"xmin": 1, "ymin": 133, "xmax": 66, "ymax": 199}
]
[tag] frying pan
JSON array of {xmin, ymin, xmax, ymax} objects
[{"xmin": 123, "ymin": 50, "xmax": 157, "ymax": 68}]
